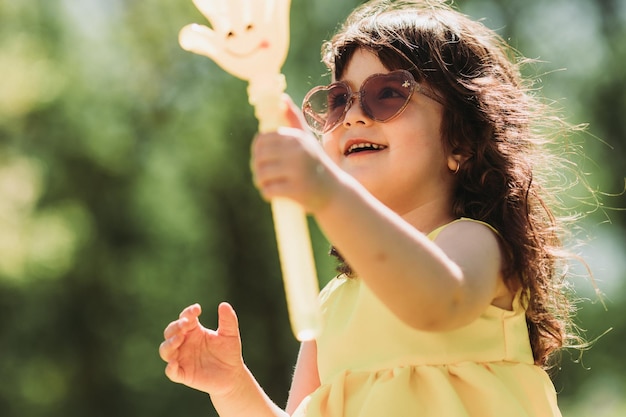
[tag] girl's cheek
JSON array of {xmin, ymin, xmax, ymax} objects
[{"xmin": 321, "ymin": 134, "xmax": 340, "ymax": 159}]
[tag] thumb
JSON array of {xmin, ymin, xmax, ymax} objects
[
  {"xmin": 281, "ymin": 94, "xmax": 309, "ymax": 131},
  {"xmin": 217, "ymin": 302, "xmax": 240, "ymax": 338}
]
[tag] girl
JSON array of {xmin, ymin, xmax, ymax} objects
[{"xmin": 159, "ymin": 0, "xmax": 582, "ymax": 415}]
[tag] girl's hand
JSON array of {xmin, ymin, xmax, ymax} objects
[
  {"xmin": 159, "ymin": 302, "xmax": 244, "ymax": 397},
  {"xmin": 251, "ymin": 95, "xmax": 338, "ymax": 213}
]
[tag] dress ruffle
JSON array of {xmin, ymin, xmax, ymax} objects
[{"xmin": 293, "ymin": 361, "xmax": 560, "ymax": 417}]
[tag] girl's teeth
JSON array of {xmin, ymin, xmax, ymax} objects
[{"xmin": 347, "ymin": 143, "xmax": 385, "ymax": 153}]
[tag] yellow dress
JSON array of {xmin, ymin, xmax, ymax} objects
[{"xmin": 292, "ymin": 219, "xmax": 562, "ymax": 417}]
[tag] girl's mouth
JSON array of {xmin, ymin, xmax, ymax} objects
[{"xmin": 344, "ymin": 142, "xmax": 387, "ymax": 156}]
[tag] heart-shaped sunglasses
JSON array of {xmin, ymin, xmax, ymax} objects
[{"xmin": 302, "ymin": 70, "xmax": 439, "ymax": 134}]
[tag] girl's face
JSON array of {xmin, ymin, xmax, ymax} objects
[{"xmin": 321, "ymin": 48, "xmax": 456, "ymax": 216}]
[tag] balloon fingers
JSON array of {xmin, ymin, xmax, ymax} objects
[{"xmin": 179, "ymin": 24, "xmax": 220, "ymax": 59}]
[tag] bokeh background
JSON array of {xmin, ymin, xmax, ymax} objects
[{"xmin": 1, "ymin": 0, "xmax": 624, "ymax": 416}]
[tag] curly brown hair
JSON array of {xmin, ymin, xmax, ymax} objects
[{"xmin": 322, "ymin": 0, "xmax": 584, "ymax": 368}]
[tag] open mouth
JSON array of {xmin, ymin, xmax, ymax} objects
[{"xmin": 344, "ymin": 142, "xmax": 387, "ymax": 156}]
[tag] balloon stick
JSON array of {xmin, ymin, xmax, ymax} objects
[{"xmin": 178, "ymin": 0, "xmax": 321, "ymax": 341}]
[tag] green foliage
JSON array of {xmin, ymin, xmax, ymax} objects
[{"xmin": 0, "ymin": 0, "xmax": 623, "ymax": 416}]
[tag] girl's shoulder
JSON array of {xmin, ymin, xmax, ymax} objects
[{"xmin": 432, "ymin": 218, "xmax": 520, "ymax": 311}]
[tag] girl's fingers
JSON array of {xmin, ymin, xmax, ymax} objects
[
  {"xmin": 164, "ymin": 360, "xmax": 184, "ymax": 384},
  {"xmin": 281, "ymin": 94, "xmax": 308, "ymax": 130},
  {"xmin": 159, "ymin": 334, "xmax": 182, "ymax": 362},
  {"xmin": 252, "ymin": 130, "xmax": 305, "ymax": 176},
  {"xmin": 251, "ymin": 132, "xmax": 287, "ymax": 165},
  {"xmin": 163, "ymin": 317, "xmax": 189, "ymax": 339},
  {"xmin": 179, "ymin": 303, "xmax": 202, "ymax": 320},
  {"xmin": 163, "ymin": 304, "xmax": 202, "ymax": 339},
  {"xmin": 163, "ymin": 320, "xmax": 179, "ymax": 340}
]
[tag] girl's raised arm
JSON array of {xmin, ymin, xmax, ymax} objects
[{"xmin": 313, "ymin": 178, "xmax": 505, "ymax": 332}]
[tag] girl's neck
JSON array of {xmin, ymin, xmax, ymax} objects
[{"xmin": 399, "ymin": 200, "xmax": 456, "ymax": 236}]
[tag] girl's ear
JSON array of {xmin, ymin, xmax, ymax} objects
[{"xmin": 447, "ymin": 154, "xmax": 463, "ymax": 174}]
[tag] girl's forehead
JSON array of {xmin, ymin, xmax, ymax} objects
[{"xmin": 333, "ymin": 49, "xmax": 388, "ymax": 84}]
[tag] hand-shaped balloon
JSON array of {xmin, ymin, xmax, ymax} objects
[{"xmin": 179, "ymin": 0, "xmax": 321, "ymax": 341}]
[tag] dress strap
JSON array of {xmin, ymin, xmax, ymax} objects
[{"xmin": 427, "ymin": 217, "xmax": 501, "ymax": 240}]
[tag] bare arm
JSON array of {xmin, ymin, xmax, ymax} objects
[
  {"xmin": 286, "ymin": 341, "xmax": 321, "ymax": 415},
  {"xmin": 314, "ymin": 174, "xmax": 503, "ymax": 331},
  {"xmin": 209, "ymin": 366, "xmax": 289, "ymax": 417}
]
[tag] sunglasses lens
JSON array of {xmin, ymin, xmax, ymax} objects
[
  {"xmin": 303, "ymin": 83, "xmax": 350, "ymax": 134},
  {"xmin": 302, "ymin": 71, "xmax": 415, "ymax": 134},
  {"xmin": 362, "ymin": 71, "xmax": 415, "ymax": 122}
]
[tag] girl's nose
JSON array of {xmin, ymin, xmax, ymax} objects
[{"xmin": 342, "ymin": 95, "xmax": 372, "ymax": 128}]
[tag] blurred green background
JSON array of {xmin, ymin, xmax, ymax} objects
[{"xmin": 0, "ymin": 0, "xmax": 624, "ymax": 416}]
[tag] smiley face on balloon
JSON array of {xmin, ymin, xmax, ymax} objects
[{"xmin": 179, "ymin": 0, "xmax": 291, "ymax": 82}]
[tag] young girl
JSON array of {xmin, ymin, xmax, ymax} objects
[{"xmin": 159, "ymin": 0, "xmax": 581, "ymax": 415}]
